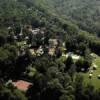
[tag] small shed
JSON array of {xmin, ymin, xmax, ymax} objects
[
  {"xmin": 81, "ymin": 68, "xmax": 85, "ymax": 72},
  {"xmin": 90, "ymin": 70, "xmax": 93, "ymax": 74},
  {"xmin": 93, "ymin": 64, "xmax": 98, "ymax": 70},
  {"xmin": 89, "ymin": 74, "xmax": 93, "ymax": 79},
  {"xmin": 97, "ymin": 75, "xmax": 100, "ymax": 79}
]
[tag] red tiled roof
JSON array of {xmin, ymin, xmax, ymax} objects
[{"xmin": 12, "ymin": 80, "xmax": 32, "ymax": 91}]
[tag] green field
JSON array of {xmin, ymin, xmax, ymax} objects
[{"xmin": 82, "ymin": 55, "xmax": 100, "ymax": 89}]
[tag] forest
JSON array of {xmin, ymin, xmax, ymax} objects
[
  {"xmin": 0, "ymin": 0, "xmax": 100, "ymax": 100},
  {"xmin": 39, "ymin": 0, "xmax": 100, "ymax": 36}
]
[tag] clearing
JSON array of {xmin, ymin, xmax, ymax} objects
[{"xmin": 82, "ymin": 54, "xmax": 100, "ymax": 89}]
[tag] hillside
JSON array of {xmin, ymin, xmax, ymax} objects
[
  {"xmin": 1, "ymin": 0, "xmax": 100, "ymax": 35},
  {"xmin": 38, "ymin": 0, "xmax": 100, "ymax": 36},
  {"xmin": 0, "ymin": 0, "xmax": 100, "ymax": 55},
  {"xmin": 0, "ymin": 0, "xmax": 100, "ymax": 100}
]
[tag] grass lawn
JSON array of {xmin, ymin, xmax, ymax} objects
[{"xmin": 82, "ymin": 55, "xmax": 100, "ymax": 89}]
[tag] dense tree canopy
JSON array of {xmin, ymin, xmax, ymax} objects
[{"xmin": 0, "ymin": 0, "xmax": 100, "ymax": 100}]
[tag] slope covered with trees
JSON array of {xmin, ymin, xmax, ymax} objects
[
  {"xmin": 0, "ymin": 0, "xmax": 100, "ymax": 100},
  {"xmin": 39, "ymin": 0, "xmax": 100, "ymax": 36}
]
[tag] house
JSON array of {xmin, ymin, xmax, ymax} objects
[
  {"xmin": 25, "ymin": 36, "xmax": 29, "ymax": 40},
  {"xmin": 81, "ymin": 68, "xmax": 85, "ymax": 72},
  {"xmin": 90, "ymin": 70, "xmax": 93, "ymax": 74},
  {"xmin": 32, "ymin": 28, "xmax": 40, "ymax": 35},
  {"xmin": 29, "ymin": 49, "xmax": 36, "ymax": 56},
  {"xmin": 13, "ymin": 36, "xmax": 18, "ymax": 40},
  {"xmin": 48, "ymin": 47, "xmax": 56, "ymax": 56},
  {"xmin": 8, "ymin": 26, "xmax": 12, "ymax": 30},
  {"xmin": 36, "ymin": 46, "xmax": 44, "ymax": 56},
  {"xmin": 90, "ymin": 53, "xmax": 97, "ymax": 59},
  {"xmin": 19, "ymin": 33, "xmax": 23, "ymax": 36},
  {"xmin": 49, "ymin": 39, "xmax": 58, "ymax": 47},
  {"xmin": 62, "ymin": 42, "xmax": 65, "ymax": 47},
  {"xmin": 65, "ymin": 52, "xmax": 80, "ymax": 60},
  {"xmin": 26, "ymin": 25, "xmax": 39, "ymax": 35},
  {"xmin": 12, "ymin": 80, "xmax": 32, "ymax": 91},
  {"xmin": 97, "ymin": 75, "xmax": 100, "ymax": 79}
]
